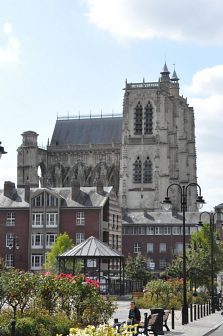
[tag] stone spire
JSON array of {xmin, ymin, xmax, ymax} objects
[
  {"xmin": 170, "ymin": 66, "xmax": 180, "ymax": 96},
  {"xmin": 160, "ymin": 62, "xmax": 170, "ymax": 89},
  {"xmin": 171, "ymin": 68, "xmax": 179, "ymax": 82},
  {"xmin": 161, "ymin": 62, "xmax": 170, "ymax": 75}
]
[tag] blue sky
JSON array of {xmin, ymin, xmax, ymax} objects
[{"xmin": 1, "ymin": 0, "xmax": 223, "ymax": 211}]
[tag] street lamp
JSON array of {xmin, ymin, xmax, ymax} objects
[
  {"xmin": 8, "ymin": 235, "xmax": 20, "ymax": 267},
  {"xmin": 198, "ymin": 211, "xmax": 221, "ymax": 314},
  {"xmin": 0, "ymin": 141, "xmax": 7, "ymax": 159},
  {"xmin": 163, "ymin": 182, "xmax": 205, "ymax": 325}
]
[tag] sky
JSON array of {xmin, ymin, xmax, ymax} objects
[{"xmin": 0, "ymin": 0, "xmax": 223, "ymax": 211}]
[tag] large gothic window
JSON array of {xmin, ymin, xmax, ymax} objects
[
  {"xmin": 134, "ymin": 102, "xmax": 143, "ymax": 135},
  {"xmin": 143, "ymin": 157, "xmax": 152, "ymax": 183},
  {"xmin": 133, "ymin": 157, "xmax": 142, "ymax": 183},
  {"xmin": 144, "ymin": 101, "xmax": 153, "ymax": 134}
]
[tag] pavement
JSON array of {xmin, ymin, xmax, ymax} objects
[{"xmin": 111, "ymin": 300, "xmax": 223, "ymax": 336}]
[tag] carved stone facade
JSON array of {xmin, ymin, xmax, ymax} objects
[
  {"xmin": 17, "ymin": 64, "xmax": 197, "ymax": 212},
  {"xmin": 119, "ymin": 65, "xmax": 197, "ymax": 212}
]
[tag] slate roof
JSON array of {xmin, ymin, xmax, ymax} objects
[
  {"xmin": 0, "ymin": 186, "xmax": 113, "ymax": 208},
  {"xmin": 0, "ymin": 189, "xmax": 29, "ymax": 208},
  {"xmin": 59, "ymin": 236, "xmax": 123, "ymax": 258},
  {"xmin": 50, "ymin": 117, "xmax": 123, "ymax": 146},
  {"xmin": 122, "ymin": 211, "xmax": 203, "ymax": 225}
]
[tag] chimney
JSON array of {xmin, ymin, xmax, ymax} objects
[
  {"xmin": 96, "ymin": 180, "xmax": 104, "ymax": 194},
  {"xmin": 24, "ymin": 182, "xmax": 30, "ymax": 203},
  {"xmin": 71, "ymin": 179, "xmax": 80, "ymax": 201},
  {"xmin": 4, "ymin": 181, "xmax": 16, "ymax": 199}
]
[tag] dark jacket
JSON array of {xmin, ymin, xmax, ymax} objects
[{"xmin": 128, "ymin": 307, "xmax": 141, "ymax": 324}]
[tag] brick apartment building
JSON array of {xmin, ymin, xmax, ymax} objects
[{"xmin": 0, "ymin": 180, "xmax": 121, "ymax": 272}]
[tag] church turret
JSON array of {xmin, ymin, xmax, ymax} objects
[
  {"xmin": 159, "ymin": 62, "xmax": 170, "ymax": 90},
  {"xmin": 17, "ymin": 131, "xmax": 40, "ymax": 188},
  {"xmin": 170, "ymin": 68, "xmax": 180, "ymax": 96}
]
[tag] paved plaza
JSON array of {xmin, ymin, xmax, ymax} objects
[{"xmin": 111, "ymin": 300, "xmax": 223, "ymax": 336}]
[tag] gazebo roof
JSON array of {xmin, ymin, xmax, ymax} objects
[{"xmin": 59, "ymin": 236, "xmax": 123, "ymax": 258}]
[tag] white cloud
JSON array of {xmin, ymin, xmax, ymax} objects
[
  {"xmin": 185, "ymin": 65, "xmax": 223, "ymax": 96},
  {"xmin": 83, "ymin": 0, "xmax": 223, "ymax": 44},
  {"xmin": 0, "ymin": 23, "xmax": 21, "ymax": 65},
  {"xmin": 185, "ymin": 65, "xmax": 223, "ymax": 208},
  {"xmin": 3, "ymin": 22, "xmax": 13, "ymax": 34},
  {"xmin": 183, "ymin": 65, "xmax": 223, "ymax": 134}
]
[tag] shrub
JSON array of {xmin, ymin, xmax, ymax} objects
[{"xmin": 16, "ymin": 317, "xmax": 36, "ymax": 336}]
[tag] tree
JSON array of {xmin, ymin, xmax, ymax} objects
[
  {"xmin": 44, "ymin": 232, "xmax": 73, "ymax": 273},
  {"xmin": 124, "ymin": 254, "xmax": 151, "ymax": 283},
  {"xmin": 188, "ymin": 223, "xmax": 223, "ymax": 291},
  {"xmin": 165, "ymin": 224, "xmax": 223, "ymax": 293}
]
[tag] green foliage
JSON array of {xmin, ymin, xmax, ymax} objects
[
  {"xmin": 124, "ymin": 254, "xmax": 151, "ymax": 283},
  {"xmin": 0, "ymin": 311, "xmax": 11, "ymax": 336},
  {"xmin": 44, "ymin": 232, "xmax": 73, "ymax": 273},
  {"xmin": 165, "ymin": 223, "xmax": 223, "ymax": 295},
  {"xmin": 8, "ymin": 312, "xmax": 74, "ymax": 336},
  {"xmin": 16, "ymin": 317, "xmax": 35, "ymax": 336},
  {"xmin": 137, "ymin": 278, "xmax": 184, "ymax": 309},
  {"xmin": 0, "ymin": 268, "xmax": 116, "ymax": 334},
  {"xmin": 1, "ymin": 270, "xmax": 38, "ymax": 318}
]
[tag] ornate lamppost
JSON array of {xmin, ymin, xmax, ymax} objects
[
  {"xmin": 8, "ymin": 235, "xmax": 20, "ymax": 267},
  {"xmin": 198, "ymin": 211, "xmax": 221, "ymax": 314},
  {"xmin": 163, "ymin": 182, "xmax": 205, "ymax": 325}
]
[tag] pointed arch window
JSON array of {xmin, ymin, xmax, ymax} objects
[
  {"xmin": 134, "ymin": 102, "xmax": 143, "ymax": 135},
  {"xmin": 133, "ymin": 157, "xmax": 142, "ymax": 183},
  {"xmin": 143, "ymin": 157, "xmax": 152, "ymax": 183},
  {"xmin": 144, "ymin": 101, "xmax": 153, "ymax": 134}
]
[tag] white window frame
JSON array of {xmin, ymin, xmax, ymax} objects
[
  {"xmin": 46, "ymin": 194, "xmax": 58, "ymax": 207},
  {"xmin": 31, "ymin": 254, "xmax": 43, "ymax": 270},
  {"xmin": 46, "ymin": 213, "xmax": 58, "ymax": 227},
  {"xmin": 172, "ymin": 226, "xmax": 181, "ymax": 235},
  {"xmin": 6, "ymin": 233, "xmax": 14, "ymax": 248},
  {"xmin": 175, "ymin": 242, "xmax": 183, "ymax": 255},
  {"xmin": 32, "ymin": 213, "xmax": 44, "ymax": 227},
  {"xmin": 6, "ymin": 212, "xmax": 15, "ymax": 226},
  {"xmin": 76, "ymin": 232, "xmax": 85, "ymax": 245},
  {"xmin": 163, "ymin": 227, "xmax": 171, "ymax": 235},
  {"xmin": 147, "ymin": 242, "xmax": 154, "ymax": 253},
  {"xmin": 159, "ymin": 243, "xmax": 167, "ymax": 253},
  {"xmin": 159, "ymin": 259, "xmax": 167, "ymax": 269},
  {"xmin": 155, "ymin": 227, "xmax": 163, "ymax": 235},
  {"xmin": 46, "ymin": 233, "xmax": 57, "ymax": 248},
  {"xmin": 5, "ymin": 254, "xmax": 13, "ymax": 267},
  {"xmin": 76, "ymin": 212, "xmax": 85, "ymax": 226},
  {"xmin": 32, "ymin": 194, "xmax": 44, "ymax": 207},
  {"xmin": 31, "ymin": 233, "xmax": 43, "ymax": 248},
  {"xmin": 146, "ymin": 227, "xmax": 154, "ymax": 235},
  {"xmin": 133, "ymin": 242, "xmax": 142, "ymax": 253}
]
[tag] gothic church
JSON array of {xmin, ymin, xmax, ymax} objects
[{"xmin": 17, "ymin": 64, "xmax": 197, "ymax": 214}]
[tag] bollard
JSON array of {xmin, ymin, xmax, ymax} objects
[
  {"xmin": 198, "ymin": 305, "xmax": 200, "ymax": 319},
  {"xmin": 194, "ymin": 304, "xmax": 197, "ymax": 320},
  {"xmin": 190, "ymin": 304, "xmax": 193, "ymax": 322},
  {"xmin": 171, "ymin": 308, "xmax": 175, "ymax": 330},
  {"xmin": 11, "ymin": 320, "xmax": 16, "ymax": 336},
  {"xmin": 144, "ymin": 312, "xmax": 148, "ymax": 336}
]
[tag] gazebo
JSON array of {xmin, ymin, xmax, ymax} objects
[{"xmin": 57, "ymin": 236, "xmax": 125, "ymax": 295}]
